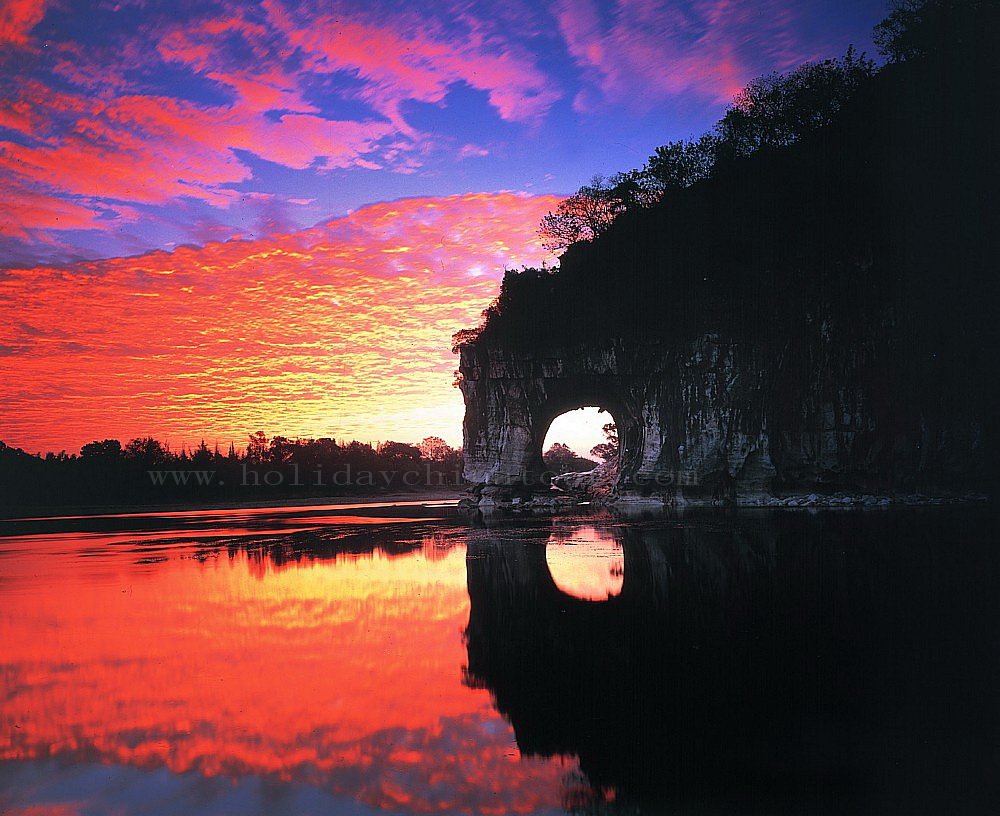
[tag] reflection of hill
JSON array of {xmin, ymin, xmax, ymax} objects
[{"xmin": 465, "ymin": 510, "xmax": 1000, "ymax": 813}]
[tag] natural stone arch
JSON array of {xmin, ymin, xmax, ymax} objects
[
  {"xmin": 458, "ymin": 343, "xmax": 648, "ymax": 495},
  {"xmin": 458, "ymin": 338, "xmax": 780, "ymax": 503}
]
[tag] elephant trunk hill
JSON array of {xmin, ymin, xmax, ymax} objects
[{"xmin": 458, "ymin": 50, "xmax": 998, "ymax": 507}]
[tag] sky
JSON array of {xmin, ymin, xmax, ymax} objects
[{"xmin": 0, "ymin": 0, "xmax": 888, "ymax": 455}]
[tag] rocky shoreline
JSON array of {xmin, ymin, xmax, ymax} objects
[{"xmin": 459, "ymin": 487, "xmax": 991, "ymax": 514}]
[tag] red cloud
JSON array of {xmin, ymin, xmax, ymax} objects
[
  {"xmin": 0, "ymin": 192, "xmax": 561, "ymax": 453},
  {"xmin": 0, "ymin": 0, "xmax": 47, "ymax": 46}
]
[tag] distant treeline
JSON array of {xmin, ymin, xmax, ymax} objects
[
  {"xmin": 454, "ymin": 0, "xmax": 999, "ymax": 352},
  {"xmin": 0, "ymin": 433, "xmax": 466, "ymax": 512}
]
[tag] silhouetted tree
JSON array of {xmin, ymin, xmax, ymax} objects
[
  {"xmin": 418, "ymin": 436, "xmax": 454, "ymax": 461},
  {"xmin": 642, "ymin": 135, "xmax": 718, "ymax": 195},
  {"xmin": 123, "ymin": 437, "xmax": 169, "ymax": 467},
  {"xmin": 246, "ymin": 431, "xmax": 268, "ymax": 464},
  {"xmin": 715, "ymin": 48, "xmax": 876, "ymax": 159},
  {"xmin": 191, "ymin": 440, "xmax": 214, "ymax": 465},
  {"xmin": 539, "ymin": 175, "xmax": 629, "ymax": 252},
  {"xmin": 874, "ymin": 0, "xmax": 998, "ymax": 62},
  {"xmin": 80, "ymin": 439, "xmax": 123, "ymax": 459},
  {"xmin": 377, "ymin": 441, "xmax": 422, "ymax": 461},
  {"xmin": 590, "ymin": 423, "xmax": 620, "ymax": 463},
  {"xmin": 267, "ymin": 435, "xmax": 296, "ymax": 464},
  {"xmin": 544, "ymin": 443, "xmax": 596, "ymax": 474}
]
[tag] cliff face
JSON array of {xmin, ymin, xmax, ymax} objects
[
  {"xmin": 458, "ymin": 54, "xmax": 995, "ymax": 505},
  {"xmin": 459, "ymin": 323, "xmax": 983, "ymax": 504}
]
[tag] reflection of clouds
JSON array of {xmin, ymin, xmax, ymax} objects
[
  {"xmin": 0, "ymin": 758, "xmax": 389, "ymax": 816},
  {"xmin": 0, "ymin": 192, "xmax": 558, "ymax": 452},
  {"xmin": 0, "ymin": 542, "xmax": 568, "ymax": 813}
]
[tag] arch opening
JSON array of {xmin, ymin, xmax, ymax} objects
[{"xmin": 540, "ymin": 406, "xmax": 618, "ymax": 477}]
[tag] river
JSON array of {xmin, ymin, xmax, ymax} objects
[{"xmin": 1, "ymin": 501, "xmax": 997, "ymax": 814}]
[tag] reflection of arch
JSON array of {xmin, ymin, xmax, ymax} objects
[
  {"xmin": 544, "ymin": 529, "xmax": 624, "ymax": 600},
  {"xmin": 463, "ymin": 512, "xmax": 1000, "ymax": 813},
  {"xmin": 489, "ymin": 528, "xmax": 657, "ymax": 609}
]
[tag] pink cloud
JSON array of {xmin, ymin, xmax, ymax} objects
[
  {"xmin": 264, "ymin": 0, "xmax": 560, "ymax": 127},
  {"xmin": 0, "ymin": 183, "xmax": 105, "ymax": 237},
  {"xmin": 0, "ymin": 93, "xmax": 396, "ymax": 209},
  {"xmin": 555, "ymin": 0, "xmax": 809, "ymax": 111}
]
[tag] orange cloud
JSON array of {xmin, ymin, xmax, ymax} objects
[{"xmin": 0, "ymin": 192, "xmax": 561, "ymax": 453}]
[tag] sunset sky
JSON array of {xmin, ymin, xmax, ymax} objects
[{"xmin": 0, "ymin": 0, "xmax": 886, "ymax": 454}]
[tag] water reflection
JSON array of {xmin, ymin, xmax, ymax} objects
[
  {"xmin": 465, "ymin": 509, "xmax": 1000, "ymax": 814},
  {"xmin": 0, "ymin": 509, "xmax": 568, "ymax": 815},
  {"xmin": 545, "ymin": 526, "xmax": 624, "ymax": 601},
  {"xmin": 1, "ymin": 505, "xmax": 998, "ymax": 814}
]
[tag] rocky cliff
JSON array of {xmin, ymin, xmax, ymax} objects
[
  {"xmin": 457, "ymin": 53, "xmax": 995, "ymax": 506},
  {"xmin": 459, "ymin": 329, "xmax": 983, "ymax": 505}
]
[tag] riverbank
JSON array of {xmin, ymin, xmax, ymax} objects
[
  {"xmin": 0, "ymin": 488, "xmax": 463, "ymax": 522},
  {"xmin": 461, "ymin": 488, "xmax": 992, "ymax": 514}
]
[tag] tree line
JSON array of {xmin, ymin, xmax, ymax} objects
[
  {"xmin": 0, "ymin": 433, "xmax": 466, "ymax": 512},
  {"xmin": 538, "ymin": 46, "xmax": 876, "ymax": 253},
  {"xmin": 536, "ymin": 0, "xmax": 994, "ymax": 254},
  {"xmin": 0, "ymin": 428, "xmax": 616, "ymax": 511}
]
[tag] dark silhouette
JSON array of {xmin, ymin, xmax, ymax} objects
[
  {"xmin": 0, "ymin": 432, "xmax": 464, "ymax": 514},
  {"xmin": 542, "ymin": 442, "xmax": 595, "ymax": 474},
  {"xmin": 537, "ymin": 48, "xmax": 875, "ymax": 253},
  {"xmin": 464, "ymin": 509, "xmax": 1000, "ymax": 813},
  {"xmin": 456, "ymin": 0, "xmax": 998, "ymax": 498}
]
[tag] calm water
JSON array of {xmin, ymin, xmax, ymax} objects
[{"xmin": 0, "ymin": 501, "xmax": 997, "ymax": 815}]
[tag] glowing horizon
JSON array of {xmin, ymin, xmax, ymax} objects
[{"xmin": 0, "ymin": 192, "xmax": 558, "ymax": 454}]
